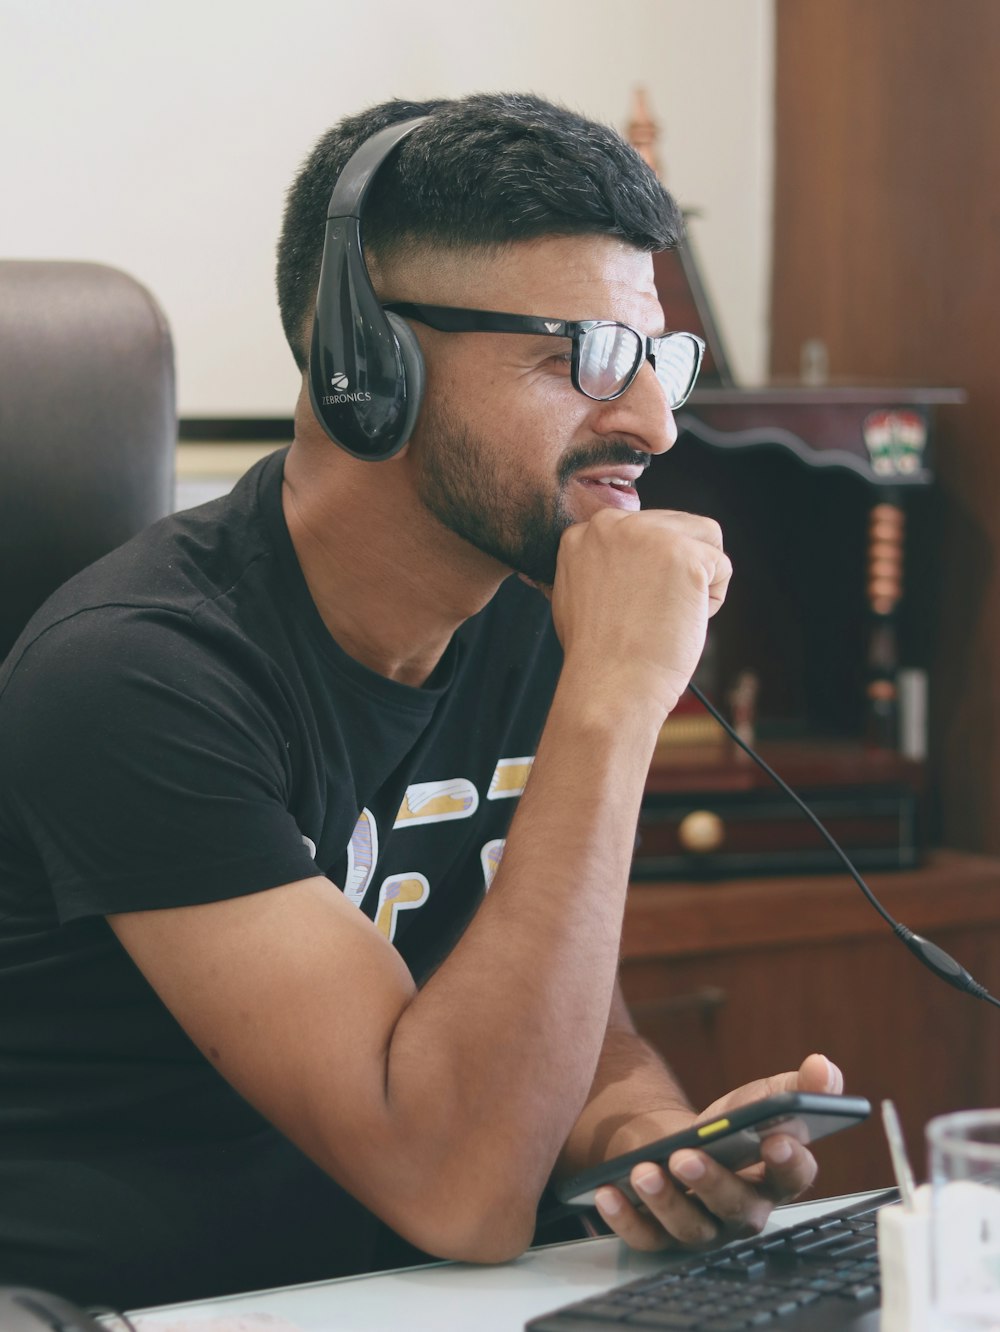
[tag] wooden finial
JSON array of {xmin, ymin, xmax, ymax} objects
[{"xmin": 626, "ymin": 86, "xmax": 661, "ymax": 178}]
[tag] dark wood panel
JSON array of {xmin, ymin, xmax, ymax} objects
[
  {"xmin": 623, "ymin": 926, "xmax": 1000, "ymax": 1197},
  {"xmin": 770, "ymin": 0, "xmax": 1000, "ymax": 852},
  {"xmin": 621, "ymin": 852, "xmax": 1000, "ymax": 1197}
]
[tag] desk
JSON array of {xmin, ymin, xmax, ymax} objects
[{"xmin": 129, "ymin": 1193, "xmax": 886, "ymax": 1331}]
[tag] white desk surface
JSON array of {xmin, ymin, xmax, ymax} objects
[{"xmin": 128, "ymin": 1191, "xmax": 890, "ymax": 1332}]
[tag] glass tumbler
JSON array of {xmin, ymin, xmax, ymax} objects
[{"xmin": 928, "ymin": 1109, "xmax": 1000, "ymax": 1330}]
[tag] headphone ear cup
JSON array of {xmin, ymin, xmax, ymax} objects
[
  {"xmin": 385, "ymin": 311, "xmax": 425, "ymax": 448},
  {"xmin": 308, "ymin": 221, "xmax": 425, "ymax": 461},
  {"xmin": 308, "ymin": 118, "xmax": 428, "ymax": 460}
]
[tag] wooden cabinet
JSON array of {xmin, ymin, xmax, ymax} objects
[
  {"xmin": 619, "ymin": 23, "xmax": 1000, "ymax": 1202},
  {"xmin": 769, "ymin": 0, "xmax": 1000, "ymax": 854},
  {"xmin": 620, "ymin": 850, "xmax": 1000, "ymax": 1198}
]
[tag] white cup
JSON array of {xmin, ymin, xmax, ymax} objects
[{"xmin": 928, "ymin": 1109, "xmax": 1000, "ymax": 1330}]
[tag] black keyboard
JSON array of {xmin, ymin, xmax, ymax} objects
[{"xmin": 526, "ymin": 1189, "xmax": 899, "ymax": 1332}]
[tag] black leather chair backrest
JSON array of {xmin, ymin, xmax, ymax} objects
[{"xmin": 0, "ymin": 260, "xmax": 176, "ymax": 662}]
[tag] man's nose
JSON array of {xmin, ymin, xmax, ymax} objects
[{"xmin": 591, "ymin": 359, "xmax": 678, "ymax": 456}]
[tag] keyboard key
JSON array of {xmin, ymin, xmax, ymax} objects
[
  {"xmin": 839, "ymin": 1281, "xmax": 878, "ymax": 1301},
  {"xmin": 825, "ymin": 1236, "xmax": 877, "ymax": 1258},
  {"xmin": 710, "ymin": 1258, "xmax": 767, "ymax": 1280},
  {"xmin": 756, "ymin": 1236, "xmax": 788, "ymax": 1252},
  {"xmin": 623, "ymin": 1311, "xmax": 701, "ymax": 1327},
  {"xmin": 789, "ymin": 1223, "xmax": 852, "ymax": 1245}
]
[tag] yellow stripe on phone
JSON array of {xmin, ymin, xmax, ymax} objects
[{"xmin": 697, "ymin": 1118, "xmax": 731, "ymax": 1138}]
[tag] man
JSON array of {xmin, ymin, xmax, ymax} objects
[{"xmin": 0, "ymin": 93, "xmax": 842, "ymax": 1310}]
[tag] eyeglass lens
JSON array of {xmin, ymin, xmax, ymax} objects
[
  {"xmin": 650, "ymin": 334, "xmax": 701, "ymax": 407},
  {"xmin": 578, "ymin": 325, "xmax": 700, "ymax": 407},
  {"xmin": 577, "ymin": 324, "xmax": 641, "ymax": 400}
]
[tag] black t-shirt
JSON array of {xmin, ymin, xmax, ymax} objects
[{"xmin": 0, "ymin": 449, "xmax": 562, "ymax": 1309}]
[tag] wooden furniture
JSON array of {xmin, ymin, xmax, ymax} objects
[
  {"xmin": 648, "ymin": 386, "xmax": 962, "ymax": 755},
  {"xmin": 627, "ymin": 92, "xmax": 964, "ymax": 860},
  {"xmin": 620, "ymin": 80, "xmax": 999, "ymax": 1201},
  {"xmin": 636, "ymin": 740, "xmax": 925, "ymax": 877},
  {"xmin": 769, "ymin": 0, "xmax": 1000, "ymax": 854},
  {"xmin": 634, "ymin": 386, "xmax": 958, "ymax": 864},
  {"xmin": 621, "ymin": 850, "xmax": 1000, "ymax": 1198}
]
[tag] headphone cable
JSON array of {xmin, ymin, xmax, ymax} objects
[{"xmin": 687, "ymin": 683, "xmax": 1000, "ymax": 1012}]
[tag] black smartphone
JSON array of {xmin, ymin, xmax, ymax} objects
[{"xmin": 556, "ymin": 1091, "xmax": 871, "ymax": 1208}]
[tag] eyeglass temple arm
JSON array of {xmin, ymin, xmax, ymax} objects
[{"xmin": 382, "ymin": 303, "xmax": 574, "ymax": 337}]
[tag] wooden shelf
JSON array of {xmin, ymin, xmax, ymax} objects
[
  {"xmin": 645, "ymin": 739, "xmax": 925, "ymax": 794},
  {"xmin": 622, "ymin": 849, "xmax": 1000, "ymax": 959}
]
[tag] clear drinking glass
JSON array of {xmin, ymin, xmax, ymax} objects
[{"xmin": 928, "ymin": 1109, "xmax": 1000, "ymax": 1330}]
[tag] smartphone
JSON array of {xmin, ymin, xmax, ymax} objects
[{"xmin": 556, "ymin": 1091, "xmax": 871, "ymax": 1208}]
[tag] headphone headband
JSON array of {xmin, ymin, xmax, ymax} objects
[{"xmin": 327, "ymin": 118, "xmax": 424, "ymax": 220}]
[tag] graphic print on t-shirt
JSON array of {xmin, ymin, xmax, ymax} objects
[
  {"xmin": 342, "ymin": 759, "xmax": 534, "ymax": 941},
  {"xmin": 481, "ymin": 838, "xmax": 505, "ymax": 891},
  {"xmin": 487, "ymin": 757, "xmax": 534, "ymax": 800},
  {"xmin": 374, "ymin": 873, "xmax": 430, "ymax": 942},
  {"xmin": 393, "ymin": 777, "xmax": 479, "ymax": 827},
  {"xmin": 344, "ymin": 807, "xmax": 378, "ymax": 906}
]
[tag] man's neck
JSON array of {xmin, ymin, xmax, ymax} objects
[{"xmin": 281, "ymin": 439, "xmax": 504, "ymax": 688}]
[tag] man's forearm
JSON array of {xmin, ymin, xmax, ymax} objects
[
  {"xmin": 385, "ymin": 677, "xmax": 663, "ymax": 1247},
  {"xmin": 377, "ymin": 507, "xmax": 730, "ymax": 1251},
  {"xmin": 557, "ymin": 985, "xmax": 695, "ymax": 1179}
]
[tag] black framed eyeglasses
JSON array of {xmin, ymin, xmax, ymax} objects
[{"xmin": 383, "ymin": 302, "xmax": 706, "ymax": 409}]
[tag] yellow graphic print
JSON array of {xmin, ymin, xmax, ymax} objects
[
  {"xmin": 394, "ymin": 777, "xmax": 479, "ymax": 828},
  {"xmin": 374, "ymin": 873, "xmax": 430, "ymax": 943},
  {"xmin": 480, "ymin": 839, "xmax": 505, "ymax": 891},
  {"xmin": 344, "ymin": 808, "xmax": 378, "ymax": 907},
  {"xmin": 487, "ymin": 756, "xmax": 534, "ymax": 800}
]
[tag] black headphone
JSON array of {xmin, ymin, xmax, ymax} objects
[{"xmin": 308, "ymin": 117, "xmax": 428, "ymax": 461}]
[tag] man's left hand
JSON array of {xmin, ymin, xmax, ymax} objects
[{"xmin": 593, "ymin": 1052, "xmax": 843, "ymax": 1251}]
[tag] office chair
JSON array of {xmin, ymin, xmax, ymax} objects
[{"xmin": 0, "ymin": 259, "xmax": 176, "ymax": 662}]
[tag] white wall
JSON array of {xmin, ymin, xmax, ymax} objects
[{"xmin": 0, "ymin": 0, "xmax": 774, "ymax": 415}]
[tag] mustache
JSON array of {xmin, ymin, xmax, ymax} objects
[{"xmin": 557, "ymin": 442, "xmax": 652, "ymax": 486}]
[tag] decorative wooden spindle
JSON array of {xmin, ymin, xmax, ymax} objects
[{"xmin": 865, "ymin": 499, "xmax": 905, "ymax": 748}]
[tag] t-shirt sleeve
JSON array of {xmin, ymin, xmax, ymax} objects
[{"xmin": 0, "ymin": 605, "xmax": 321, "ymax": 921}]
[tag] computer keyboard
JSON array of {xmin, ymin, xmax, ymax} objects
[{"xmin": 525, "ymin": 1188, "xmax": 899, "ymax": 1332}]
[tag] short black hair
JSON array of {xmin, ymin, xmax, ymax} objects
[{"xmin": 276, "ymin": 92, "xmax": 683, "ymax": 371}]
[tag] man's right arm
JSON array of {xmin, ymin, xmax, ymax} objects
[{"xmin": 109, "ymin": 507, "xmax": 732, "ymax": 1264}]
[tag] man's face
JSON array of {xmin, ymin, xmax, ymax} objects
[{"xmin": 387, "ymin": 234, "xmax": 677, "ymax": 584}]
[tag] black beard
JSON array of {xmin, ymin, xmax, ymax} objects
[
  {"xmin": 419, "ymin": 446, "xmax": 570, "ymax": 585},
  {"xmin": 415, "ymin": 407, "xmax": 649, "ymax": 585}
]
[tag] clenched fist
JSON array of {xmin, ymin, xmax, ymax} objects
[{"xmin": 551, "ymin": 508, "xmax": 732, "ymax": 722}]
